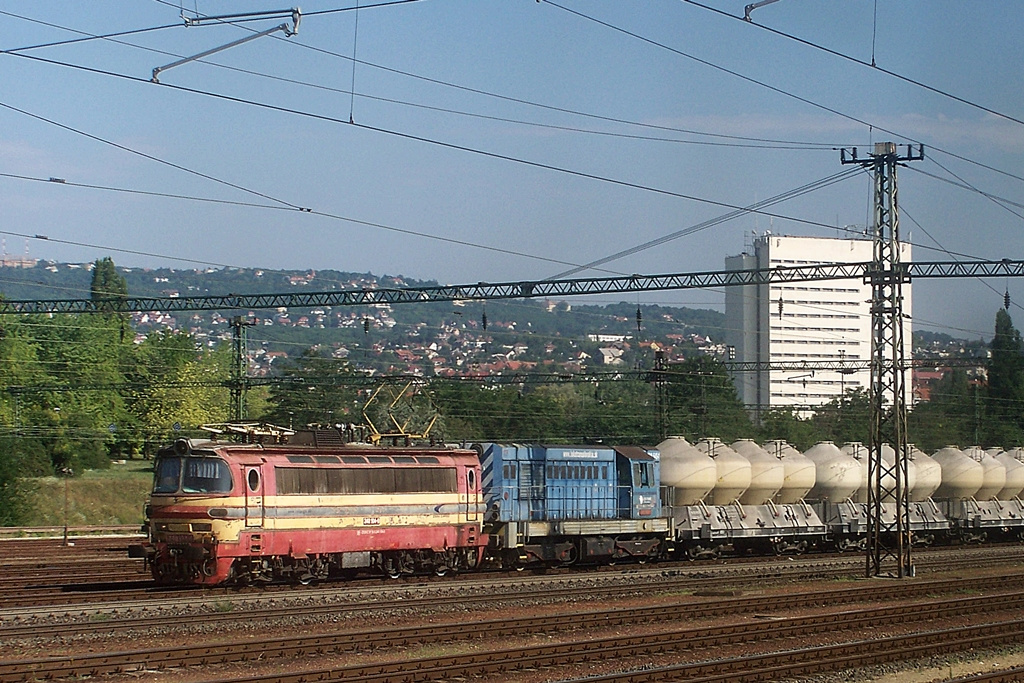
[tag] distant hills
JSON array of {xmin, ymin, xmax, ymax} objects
[{"xmin": 0, "ymin": 262, "xmax": 732, "ymax": 376}]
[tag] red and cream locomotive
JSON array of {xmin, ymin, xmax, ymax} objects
[{"xmin": 131, "ymin": 428, "xmax": 487, "ymax": 584}]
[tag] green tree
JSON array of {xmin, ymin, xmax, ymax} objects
[
  {"xmin": 260, "ymin": 348, "xmax": 362, "ymax": 428},
  {"xmin": 907, "ymin": 368, "xmax": 976, "ymax": 451},
  {"xmin": 89, "ymin": 257, "xmax": 128, "ymax": 317},
  {"xmin": 812, "ymin": 388, "xmax": 871, "ymax": 445},
  {"xmin": 757, "ymin": 408, "xmax": 822, "ymax": 451},
  {"xmin": 24, "ymin": 314, "xmax": 128, "ymax": 471},
  {"xmin": 986, "ymin": 308, "xmax": 1024, "ymax": 444},
  {"xmin": 0, "ymin": 436, "xmax": 35, "ymax": 525},
  {"xmin": 123, "ymin": 330, "xmax": 231, "ymax": 456},
  {"xmin": 661, "ymin": 358, "xmax": 752, "ymax": 442}
]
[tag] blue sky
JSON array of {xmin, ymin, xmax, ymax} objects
[{"xmin": 1, "ymin": 1, "xmax": 1022, "ymax": 340}]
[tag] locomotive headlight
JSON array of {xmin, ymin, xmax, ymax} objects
[
  {"xmin": 191, "ymin": 522, "xmax": 213, "ymax": 532},
  {"xmin": 207, "ymin": 507, "xmax": 229, "ymax": 519}
]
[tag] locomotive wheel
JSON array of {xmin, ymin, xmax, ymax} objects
[
  {"xmin": 463, "ymin": 549, "xmax": 478, "ymax": 570},
  {"xmin": 383, "ymin": 556, "xmax": 402, "ymax": 580}
]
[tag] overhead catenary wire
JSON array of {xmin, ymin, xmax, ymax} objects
[
  {"xmin": 5, "ymin": 7, "xmax": 1021, "ymax": 188},
  {"xmin": 4, "ymin": 11, "xmax": 843, "ymax": 153},
  {"xmin": 0, "ymin": 53, "xmax": 851, "ymax": 234},
  {"xmin": 4, "ymin": 6, "xmax": 1015, "ymax": 342},
  {"xmin": 7, "ymin": 4, "xmax": 1023, "ymax": 194},
  {"xmin": 538, "ymin": 1, "xmax": 1024, "ymax": 188},
  {"xmin": 549, "ymin": 167, "xmax": 863, "ymax": 279},
  {"xmin": 0, "ymin": 172, "xmax": 608, "ymax": 275},
  {"xmin": 678, "ymin": 0, "xmax": 1024, "ymax": 129}
]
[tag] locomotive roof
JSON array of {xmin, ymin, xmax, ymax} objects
[{"xmin": 163, "ymin": 438, "xmax": 476, "ymax": 467}]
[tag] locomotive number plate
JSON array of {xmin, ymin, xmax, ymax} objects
[{"xmin": 362, "ymin": 517, "xmax": 380, "ymax": 526}]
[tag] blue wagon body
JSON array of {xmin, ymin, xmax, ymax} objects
[{"xmin": 476, "ymin": 442, "xmax": 669, "ymax": 567}]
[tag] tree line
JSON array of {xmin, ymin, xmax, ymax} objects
[{"xmin": 1, "ymin": 258, "xmax": 1022, "ymax": 524}]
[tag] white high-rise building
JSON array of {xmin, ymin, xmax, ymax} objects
[{"xmin": 724, "ymin": 234, "xmax": 911, "ymax": 416}]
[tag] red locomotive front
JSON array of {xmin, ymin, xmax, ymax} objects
[{"xmin": 132, "ymin": 432, "xmax": 488, "ymax": 585}]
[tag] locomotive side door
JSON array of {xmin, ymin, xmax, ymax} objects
[
  {"xmin": 244, "ymin": 465, "xmax": 264, "ymax": 527},
  {"xmin": 466, "ymin": 467, "xmax": 479, "ymax": 522}
]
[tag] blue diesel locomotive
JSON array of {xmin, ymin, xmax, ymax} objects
[{"xmin": 476, "ymin": 443, "xmax": 668, "ymax": 568}]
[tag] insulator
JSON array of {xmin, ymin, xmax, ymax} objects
[
  {"xmin": 1005, "ymin": 289, "xmax": 1011, "ymax": 310},
  {"xmin": 363, "ymin": 318, "xmax": 370, "ymax": 334},
  {"xmin": 778, "ymin": 297, "xmax": 784, "ymax": 316},
  {"xmin": 636, "ymin": 306, "xmax": 642, "ymax": 333},
  {"xmin": 482, "ymin": 312, "xmax": 488, "ymax": 330}
]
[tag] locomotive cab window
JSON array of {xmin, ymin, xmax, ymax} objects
[
  {"xmin": 154, "ymin": 457, "xmax": 182, "ymax": 494},
  {"xmin": 632, "ymin": 462, "xmax": 651, "ymax": 487},
  {"xmin": 183, "ymin": 458, "xmax": 233, "ymax": 494},
  {"xmin": 155, "ymin": 457, "xmax": 233, "ymax": 494}
]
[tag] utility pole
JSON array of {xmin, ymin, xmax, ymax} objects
[
  {"xmin": 652, "ymin": 350, "xmax": 668, "ymax": 442},
  {"xmin": 229, "ymin": 316, "xmax": 254, "ymax": 422},
  {"xmin": 841, "ymin": 142, "xmax": 923, "ymax": 578}
]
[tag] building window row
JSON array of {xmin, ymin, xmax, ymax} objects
[
  {"xmin": 771, "ymin": 352, "xmax": 863, "ymax": 359},
  {"xmin": 770, "ymin": 326, "xmax": 860, "ymax": 333},
  {"xmin": 775, "ymin": 285, "xmax": 861, "ymax": 294},
  {"xmin": 770, "ymin": 339, "xmax": 862, "ymax": 345},
  {"xmin": 776, "ymin": 299, "xmax": 860, "ymax": 306}
]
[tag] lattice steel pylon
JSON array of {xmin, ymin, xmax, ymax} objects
[
  {"xmin": 842, "ymin": 142, "xmax": 923, "ymax": 578},
  {"xmin": 229, "ymin": 316, "xmax": 254, "ymax": 422}
]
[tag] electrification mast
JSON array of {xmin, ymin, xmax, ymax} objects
[
  {"xmin": 229, "ymin": 316, "xmax": 254, "ymax": 421},
  {"xmin": 841, "ymin": 142, "xmax": 924, "ymax": 578}
]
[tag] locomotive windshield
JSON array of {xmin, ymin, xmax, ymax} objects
[{"xmin": 154, "ymin": 456, "xmax": 233, "ymax": 494}]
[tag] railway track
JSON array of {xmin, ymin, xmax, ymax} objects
[
  {"xmin": 2, "ymin": 542, "xmax": 1022, "ymax": 611},
  {"xmin": 947, "ymin": 668, "xmax": 1024, "ymax": 683},
  {"xmin": 7, "ymin": 566, "xmax": 1024, "ymax": 642},
  {"xmin": 557, "ymin": 619, "xmax": 1024, "ymax": 683},
  {"xmin": 7, "ymin": 578, "xmax": 1024, "ymax": 682}
]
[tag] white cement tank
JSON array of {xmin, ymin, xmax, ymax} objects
[
  {"xmin": 931, "ymin": 445, "xmax": 984, "ymax": 500},
  {"xmin": 964, "ymin": 446, "xmax": 1006, "ymax": 501},
  {"xmin": 908, "ymin": 445, "xmax": 942, "ymax": 501},
  {"xmin": 695, "ymin": 438, "xmax": 751, "ymax": 505},
  {"xmin": 838, "ymin": 442, "xmax": 871, "ymax": 503},
  {"xmin": 763, "ymin": 440, "xmax": 815, "ymax": 503},
  {"xmin": 993, "ymin": 448, "xmax": 1024, "ymax": 499},
  {"xmin": 804, "ymin": 441, "xmax": 860, "ymax": 502},
  {"xmin": 731, "ymin": 439, "xmax": 784, "ymax": 505},
  {"xmin": 656, "ymin": 437, "xmax": 717, "ymax": 506}
]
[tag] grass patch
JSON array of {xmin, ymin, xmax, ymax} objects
[
  {"xmin": 213, "ymin": 601, "xmax": 235, "ymax": 613},
  {"xmin": 22, "ymin": 460, "xmax": 153, "ymax": 527}
]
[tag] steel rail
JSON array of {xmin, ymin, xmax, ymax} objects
[
  {"xmin": 945, "ymin": 667, "xmax": 1024, "ymax": 683},
  {"xmin": 563, "ymin": 619, "xmax": 1024, "ymax": 683},
  {"xmin": 2, "ymin": 556, "xmax": 862, "ymax": 625},
  {"xmin": 7, "ymin": 577, "xmax": 1024, "ymax": 682},
  {"xmin": 1, "ymin": 260, "xmax": 1022, "ymax": 315},
  {"xmin": 3, "ymin": 544, "xmax": 1021, "ymax": 612}
]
